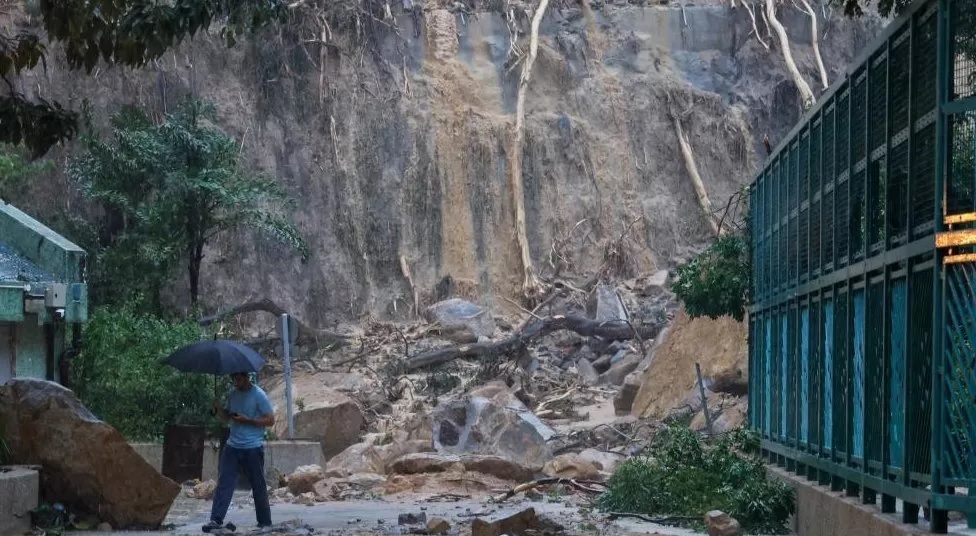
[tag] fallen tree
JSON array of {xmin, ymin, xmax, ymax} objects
[
  {"xmin": 402, "ymin": 313, "xmax": 663, "ymax": 371},
  {"xmin": 199, "ymin": 298, "xmax": 349, "ymax": 349}
]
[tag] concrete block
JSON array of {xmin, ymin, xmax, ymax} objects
[{"xmin": 0, "ymin": 467, "xmax": 39, "ymax": 536}]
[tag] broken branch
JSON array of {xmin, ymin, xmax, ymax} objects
[
  {"xmin": 492, "ymin": 478, "xmax": 608, "ymax": 502},
  {"xmin": 199, "ymin": 298, "xmax": 348, "ymax": 349}
]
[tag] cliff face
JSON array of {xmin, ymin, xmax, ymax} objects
[{"xmin": 7, "ymin": 3, "xmax": 883, "ymax": 326}]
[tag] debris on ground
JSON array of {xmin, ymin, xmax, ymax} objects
[{"xmin": 470, "ymin": 507, "xmax": 565, "ymax": 536}]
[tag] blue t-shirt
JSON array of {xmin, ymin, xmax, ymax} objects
[{"xmin": 223, "ymin": 385, "xmax": 274, "ymax": 449}]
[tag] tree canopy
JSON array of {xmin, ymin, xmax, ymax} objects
[
  {"xmin": 838, "ymin": 0, "xmax": 914, "ymax": 18},
  {"xmin": 68, "ymin": 98, "xmax": 308, "ymax": 310},
  {"xmin": 0, "ymin": 0, "xmax": 285, "ymax": 158}
]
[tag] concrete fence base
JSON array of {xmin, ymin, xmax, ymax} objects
[
  {"xmin": 130, "ymin": 440, "xmax": 323, "ymax": 484},
  {"xmin": 0, "ymin": 466, "xmax": 39, "ymax": 535}
]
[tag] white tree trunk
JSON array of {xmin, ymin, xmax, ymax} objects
[
  {"xmin": 508, "ymin": 0, "xmax": 550, "ymax": 298},
  {"xmin": 798, "ymin": 0, "xmax": 829, "ymax": 90},
  {"xmin": 766, "ymin": 0, "xmax": 816, "ymax": 109},
  {"xmin": 671, "ymin": 113, "xmax": 722, "ymax": 236}
]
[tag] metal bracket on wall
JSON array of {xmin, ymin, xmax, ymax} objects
[{"xmin": 935, "ymin": 211, "xmax": 976, "ymax": 264}]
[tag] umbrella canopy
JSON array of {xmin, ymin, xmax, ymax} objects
[{"xmin": 163, "ymin": 339, "xmax": 266, "ymax": 375}]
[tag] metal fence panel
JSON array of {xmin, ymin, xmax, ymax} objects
[{"xmin": 747, "ymin": 0, "xmax": 976, "ymax": 528}]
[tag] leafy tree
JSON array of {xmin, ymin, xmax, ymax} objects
[
  {"xmin": 0, "ymin": 0, "xmax": 286, "ymax": 158},
  {"xmin": 70, "ymin": 301, "xmax": 217, "ymax": 441},
  {"xmin": 68, "ymin": 98, "xmax": 308, "ymax": 309},
  {"xmin": 599, "ymin": 425, "xmax": 795, "ymax": 534},
  {"xmin": 673, "ymin": 231, "xmax": 751, "ymax": 322},
  {"xmin": 836, "ymin": 0, "xmax": 913, "ymax": 18},
  {"xmin": 0, "ymin": 142, "xmax": 53, "ymax": 199}
]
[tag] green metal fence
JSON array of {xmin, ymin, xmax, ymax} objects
[{"xmin": 747, "ymin": 0, "xmax": 976, "ymax": 531}]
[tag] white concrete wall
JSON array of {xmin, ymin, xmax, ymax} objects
[{"xmin": 130, "ymin": 440, "xmax": 323, "ymax": 483}]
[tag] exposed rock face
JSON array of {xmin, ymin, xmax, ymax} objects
[
  {"xmin": 0, "ymin": 379, "xmax": 179, "ymax": 529},
  {"xmin": 288, "ymin": 388, "xmax": 365, "ymax": 460},
  {"xmin": 7, "ymin": 3, "xmax": 882, "ymax": 324},
  {"xmin": 424, "ymin": 298, "xmax": 496, "ymax": 343},
  {"xmin": 431, "ymin": 382, "xmax": 555, "ymax": 470}
]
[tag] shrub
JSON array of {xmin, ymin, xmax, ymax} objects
[
  {"xmin": 71, "ymin": 302, "xmax": 217, "ymax": 441},
  {"xmin": 672, "ymin": 231, "xmax": 751, "ymax": 322},
  {"xmin": 598, "ymin": 425, "xmax": 794, "ymax": 534}
]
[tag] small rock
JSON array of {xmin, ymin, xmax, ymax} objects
[
  {"xmin": 471, "ymin": 508, "xmax": 562, "ymax": 536},
  {"xmin": 424, "ymin": 298, "xmax": 496, "ymax": 343},
  {"xmin": 613, "ymin": 372, "xmax": 642, "ymax": 414},
  {"xmin": 398, "ymin": 511, "xmax": 427, "ymax": 525},
  {"xmin": 704, "ymin": 510, "xmax": 742, "ymax": 536},
  {"xmin": 577, "ymin": 448, "xmax": 625, "ymax": 474},
  {"xmin": 287, "ymin": 465, "xmax": 324, "ymax": 495},
  {"xmin": 576, "ymin": 358, "xmax": 600, "ymax": 384},
  {"xmin": 96, "ymin": 522, "xmax": 113, "ymax": 531},
  {"xmin": 426, "ymin": 516, "xmax": 451, "ymax": 534},
  {"xmin": 601, "ymin": 352, "xmax": 643, "ymax": 385},
  {"xmin": 186, "ymin": 479, "xmax": 217, "ymax": 500},
  {"xmin": 586, "ymin": 283, "xmax": 628, "ymax": 323},
  {"xmin": 591, "ymin": 354, "xmax": 612, "ymax": 373}
]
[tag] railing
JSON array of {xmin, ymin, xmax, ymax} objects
[{"xmin": 747, "ymin": 0, "xmax": 976, "ymax": 531}]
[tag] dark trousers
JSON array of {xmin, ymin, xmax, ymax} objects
[{"xmin": 209, "ymin": 445, "xmax": 272, "ymax": 526}]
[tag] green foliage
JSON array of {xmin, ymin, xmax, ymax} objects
[
  {"xmin": 835, "ymin": 0, "xmax": 913, "ymax": 18},
  {"xmin": 598, "ymin": 426, "xmax": 795, "ymax": 534},
  {"xmin": 0, "ymin": 142, "xmax": 53, "ymax": 198},
  {"xmin": 0, "ymin": 0, "xmax": 285, "ymax": 157},
  {"xmin": 68, "ymin": 98, "xmax": 308, "ymax": 309},
  {"xmin": 70, "ymin": 301, "xmax": 215, "ymax": 441},
  {"xmin": 673, "ymin": 231, "xmax": 751, "ymax": 322}
]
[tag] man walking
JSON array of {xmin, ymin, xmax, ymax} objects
[{"xmin": 203, "ymin": 372, "xmax": 276, "ymax": 533}]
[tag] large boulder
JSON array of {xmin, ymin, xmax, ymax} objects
[
  {"xmin": 586, "ymin": 283, "xmax": 628, "ymax": 323},
  {"xmin": 0, "ymin": 379, "xmax": 180, "ymax": 529},
  {"xmin": 430, "ymin": 382, "xmax": 555, "ymax": 471},
  {"xmin": 423, "ymin": 298, "xmax": 496, "ymax": 343},
  {"xmin": 284, "ymin": 388, "xmax": 365, "ymax": 460},
  {"xmin": 324, "ymin": 438, "xmax": 433, "ymax": 477}
]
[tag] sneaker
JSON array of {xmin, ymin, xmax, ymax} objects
[{"xmin": 201, "ymin": 520, "xmax": 223, "ymax": 533}]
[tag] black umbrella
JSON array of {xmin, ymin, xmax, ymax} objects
[
  {"xmin": 164, "ymin": 339, "xmax": 268, "ymax": 401},
  {"xmin": 163, "ymin": 339, "xmax": 267, "ymax": 375}
]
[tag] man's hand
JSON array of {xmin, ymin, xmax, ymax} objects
[{"xmin": 230, "ymin": 413, "xmax": 251, "ymax": 425}]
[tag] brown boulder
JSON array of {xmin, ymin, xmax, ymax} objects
[
  {"xmin": 459, "ymin": 455, "xmax": 535, "ymax": 482},
  {"xmin": 388, "ymin": 453, "xmax": 464, "ymax": 474},
  {"xmin": 0, "ymin": 379, "xmax": 180, "ymax": 529},
  {"xmin": 324, "ymin": 439, "xmax": 433, "ymax": 477},
  {"xmin": 286, "ymin": 464, "xmax": 324, "ymax": 495},
  {"xmin": 427, "ymin": 517, "xmax": 451, "ymax": 534},
  {"xmin": 542, "ymin": 453, "xmax": 601, "ymax": 480},
  {"xmin": 186, "ymin": 479, "xmax": 216, "ymax": 500},
  {"xmin": 471, "ymin": 508, "xmax": 562, "ymax": 536},
  {"xmin": 705, "ymin": 510, "xmax": 742, "ymax": 536},
  {"xmin": 286, "ymin": 389, "xmax": 365, "ymax": 460}
]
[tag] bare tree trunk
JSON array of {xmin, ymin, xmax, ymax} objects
[
  {"xmin": 670, "ymin": 110, "xmax": 721, "ymax": 236},
  {"xmin": 508, "ymin": 0, "xmax": 550, "ymax": 299},
  {"xmin": 797, "ymin": 0, "xmax": 829, "ymax": 90},
  {"xmin": 744, "ymin": 2, "xmax": 770, "ymax": 50},
  {"xmin": 766, "ymin": 0, "xmax": 815, "ymax": 109}
]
